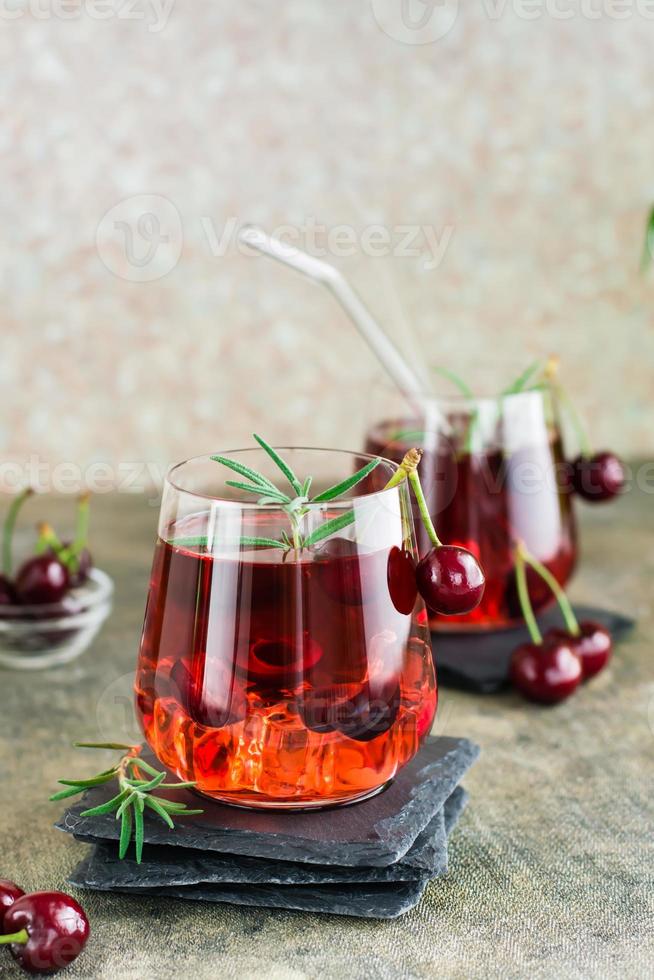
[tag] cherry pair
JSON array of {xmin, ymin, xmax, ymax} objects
[
  {"xmin": 0, "ymin": 879, "xmax": 89, "ymax": 974},
  {"xmin": 0, "ymin": 490, "xmax": 93, "ymax": 608},
  {"xmin": 509, "ymin": 544, "xmax": 612, "ymax": 704}
]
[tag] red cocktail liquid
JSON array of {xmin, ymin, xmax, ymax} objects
[
  {"xmin": 365, "ymin": 420, "xmax": 577, "ymax": 630},
  {"xmin": 135, "ymin": 515, "xmax": 436, "ymax": 808}
]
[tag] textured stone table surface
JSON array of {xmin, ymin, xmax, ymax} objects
[{"xmin": 1, "ymin": 483, "xmax": 652, "ymax": 980}]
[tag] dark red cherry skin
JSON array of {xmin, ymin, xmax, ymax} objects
[
  {"xmin": 510, "ymin": 636, "xmax": 582, "ymax": 704},
  {"xmin": 387, "ymin": 546, "xmax": 417, "ymax": 614},
  {"xmin": 3, "ymin": 891, "xmax": 89, "ymax": 974},
  {"xmin": 0, "ymin": 879, "xmax": 24, "ymax": 928},
  {"xmin": 14, "ymin": 556, "xmax": 70, "ymax": 605},
  {"xmin": 416, "ymin": 545, "xmax": 485, "ymax": 615},
  {"xmin": 572, "ymin": 452, "xmax": 625, "ymax": 502},
  {"xmin": 0, "ymin": 574, "xmax": 16, "ymax": 606},
  {"xmin": 546, "ymin": 621, "xmax": 612, "ymax": 680}
]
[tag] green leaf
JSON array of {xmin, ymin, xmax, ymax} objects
[
  {"xmin": 159, "ymin": 780, "xmax": 198, "ymax": 789},
  {"xmin": 81, "ymin": 788, "xmax": 130, "ymax": 817},
  {"xmin": 134, "ymin": 803, "xmax": 145, "ymax": 864},
  {"xmin": 58, "ymin": 770, "xmax": 117, "ymax": 788},
  {"xmin": 126, "ymin": 758, "xmax": 161, "ymax": 777},
  {"xmin": 301, "ymin": 476, "xmax": 313, "ymax": 497},
  {"xmin": 312, "ymin": 458, "xmax": 381, "ymax": 502},
  {"xmin": 170, "ymin": 535, "xmax": 208, "ymax": 549},
  {"xmin": 145, "ymin": 796, "xmax": 175, "ymax": 829},
  {"xmin": 502, "ymin": 360, "xmax": 542, "ymax": 395},
  {"xmin": 239, "ymin": 536, "xmax": 288, "ymax": 550},
  {"xmin": 119, "ymin": 803, "xmax": 133, "ymax": 860},
  {"xmin": 136, "ymin": 771, "xmax": 167, "ymax": 792},
  {"xmin": 210, "ymin": 455, "xmax": 279, "ymax": 493},
  {"xmin": 252, "ymin": 435, "xmax": 302, "ymax": 495},
  {"xmin": 303, "ymin": 510, "xmax": 356, "ymax": 548},
  {"xmin": 432, "ymin": 365, "xmax": 475, "ymax": 399},
  {"xmin": 74, "ymin": 742, "xmax": 134, "ymax": 751},
  {"xmin": 225, "ymin": 480, "xmax": 290, "ymax": 503},
  {"xmin": 50, "ymin": 785, "xmax": 87, "ymax": 802},
  {"xmin": 116, "ymin": 791, "xmax": 137, "ymax": 820},
  {"xmin": 641, "ymin": 205, "xmax": 654, "ymax": 272}
]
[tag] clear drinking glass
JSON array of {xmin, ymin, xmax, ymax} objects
[
  {"xmin": 364, "ymin": 387, "xmax": 578, "ymax": 631},
  {"xmin": 134, "ymin": 449, "xmax": 437, "ymax": 809}
]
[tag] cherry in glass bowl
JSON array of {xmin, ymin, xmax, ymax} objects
[{"xmin": 0, "ymin": 568, "xmax": 113, "ymax": 670}]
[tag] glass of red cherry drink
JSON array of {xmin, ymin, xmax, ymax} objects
[
  {"xmin": 135, "ymin": 448, "xmax": 436, "ymax": 809},
  {"xmin": 365, "ymin": 387, "xmax": 577, "ymax": 631}
]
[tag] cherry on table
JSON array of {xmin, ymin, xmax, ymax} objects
[
  {"xmin": 546, "ymin": 621, "xmax": 612, "ymax": 680},
  {"xmin": 0, "ymin": 878, "xmax": 24, "ymax": 929},
  {"xmin": 13, "ymin": 556, "xmax": 70, "ymax": 605},
  {"xmin": 0, "ymin": 891, "xmax": 89, "ymax": 975},
  {"xmin": 510, "ymin": 634, "xmax": 582, "ymax": 704},
  {"xmin": 572, "ymin": 452, "xmax": 625, "ymax": 502},
  {"xmin": 416, "ymin": 545, "xmax": 485, "ymax": 616}
]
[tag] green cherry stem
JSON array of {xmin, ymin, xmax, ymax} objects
[
  {"xmin": 519, "ymin": 543, "xmax": 580, "ymax": 637},
  {"xmin": 72, "ymin": 492, "xmax": 91, "ymax": 554},
  {"xmin": 2, "ymin": 487, "xmax": 34, "ymax": 577},
  {"xmin": 515, "ymin": 546, "xmax": 542, "ymax": 645},
  {"xmin": 0, "ymin": 930, "xmax": 29, "ymax": 946},
  {"xmin": 383, "ymin": 448, "xmax": 443, "ymax": 548}
]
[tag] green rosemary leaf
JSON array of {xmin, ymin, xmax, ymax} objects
[
  {"xmin": 171, "ymin": 536, "xmax": 209, "ymax": 549},
  {"xmin": 388, "ymin": 427, "xmax": 426, "ymax": 443},
  {"xmin": 641, "ymin": 205, "xmax": 654, "ymax": 272},
  {"xmin": 156, "ymin": 800, "xmax": 202, "ymax": 814},
  {"xmin": 175, "ymin": 807, "xmax": 205, "ymax": 816},
  {"xmin": 58, "ymin": 770, "xmax": 117, "ymax": 788},
  {"xmin": 239, "ymin": 536, "xmax": 289, "ymax": 550},
  {"xmin": 116, "ymin": 791, "xmax": 136, "ymax": 820},
  {"xmin": 301, "ymin": 476, "xmax": 313, "ymax": 497},
  {"xmin": 135, "ymin": 799, "xmax": 144, "ymax": 863},
  {"xmin": 74, "ymin": 742, "xmax": 135, "ymax": 751},
  {"xmin": 126, "ymin": 758, "xmax": 161, "ymax": 778},
  {"xmin": 252, "ymin": 435, "xmax": 302, "ymax": 495},
  {"xmin": 312, "ymin": 458, "xmax": 381, "ymax": 503},
  {"xmin": 303, "ymin": 510, "xmax": 356, "ymax": 548},
  {"xmin": 256, "ymin": 494, "xmax": 290, "ymax": 506},
  {"xmin": 49, "ymin": 785, "xmax": 88, "ymax": 802},
  {"xmin": 145, "ymin": 796, "xmax": 175, "ymax": 829},
  {"xmin": 432, "ymin": 365, "xmax": 475, "ymax": 399},
  {"xmin": 135, "ymin": 771, "xmax": 167, "ymax": 792},
  {"xmin": 225, "ymin": 480, "xmax": 290, "ymax": 503},
  {"xmin": 502, "ymin": 360, "xmax": 542, "ymax": 395},
  {"xmin": 159, "ymin": 780, "xmax": 198, "ymax": 789},
  {"xmin": 80, "ymin": 788, "xmax": 130, "ymax": 817},
  {"xmin": 210, "ymin": 455, "xmax": 279, "ymax": 492},
  {"xmin": 119, "ymin": 804, "xmax": 132, "ymax": 860}
]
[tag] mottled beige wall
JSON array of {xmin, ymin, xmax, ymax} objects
[{"xmin": 1, "ymin": 0, "xmax": 653, "ymax": 487}]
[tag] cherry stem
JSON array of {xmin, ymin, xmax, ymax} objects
[
  {"xmin": 519, "ymin": 544, "xmax": 580, "ymax": 637},
  {"xmin": 2, "ymin": 487, "xmax": 33, "ymax": 577},
  {"xmin": 407, "ymin": 471, "xmax": 442, "ymax": 549},
  {"xmin": 515, "ymin": 548, "xmax": 542, "ymax": 645},
  {"xmin": 0, "ymin": 929, "xmax": 29, "ymax": 946},
  {"xmin": 72, "ymin": 492, "xmax": 91, "ymax": 553}
]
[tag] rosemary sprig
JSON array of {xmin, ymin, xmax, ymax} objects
[
  {"xmin": 50, "ymin": 742, "xmax": 203, "ymax": 864},
  {"xmin": 210, "ymin": 436, "xmax": 382, "ymax": 554}
]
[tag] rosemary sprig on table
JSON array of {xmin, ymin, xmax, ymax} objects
[
  {"xmin": 208, "ymin": 434, "xmax": 382, "ymax": 554},
  {"xmin": 50, "ymin": 743, "xmax": 203, "ymax": 864}
]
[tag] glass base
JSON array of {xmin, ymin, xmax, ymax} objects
[{"xmin": 193, "ymin": 779, "xmax": 391, "ymax": 811}]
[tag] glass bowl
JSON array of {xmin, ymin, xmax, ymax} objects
[{"xmin": 0, "ymin": 568, "xmax": 114, "ymax": 670}]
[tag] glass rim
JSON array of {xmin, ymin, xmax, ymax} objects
[
  {"xmin": 166, "ymin": 447, "xmax": 402, "ymax": 509},
  {"xmin": 370, "ymin": 384, "xmax": 553, "ymax": 418}
]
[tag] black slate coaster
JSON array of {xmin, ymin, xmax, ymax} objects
[
  {"xmin": 78, "ymin": 786, "xmax": 468, "ymax": 889},
  {"xmin": 434, "ymin": 605, "xmax": 635, "ymax": 694},
  {"xmin": 57, "ymin": 736, "xmax": 479, "ymax": 868},
  {"xmin": 68, "ymin": 786, "xmax": 470, "ymax": 920}
]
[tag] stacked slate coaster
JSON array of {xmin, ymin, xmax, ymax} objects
[{"xmin": 58, "ymin": 736, "xmax": 479, "ymax": 919}]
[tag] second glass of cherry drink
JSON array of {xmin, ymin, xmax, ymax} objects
[
  {"xmin": 365, "ymin": 386, "xmax": 577, "ymax": 631},
  {"xmin": 135, "ymin": 446, "xmax": 436, "ymax": 809}
]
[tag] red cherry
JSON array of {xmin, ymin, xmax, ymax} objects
[
  {"xmin": 0, "ymin": 574, "xmax": 16, "ymax": 606},
  {"xmin": 572, "ymin": 452, "xmax": 625, "ymax": 502},
  {"xmin": 0, "ymin": 878, "xmax": 24, "ymax": 929},
  {"xmin": 416, "ymin": 545, "xmax": 485, "ymax": 615},
  {"xmin": 14, "ymin": 556, "xmax": 70, "ymax": 605},
  {"xmin": 1, "ymin": 891, "xmax": 89, "ymax": 974},
  {"xmin": 510, "ymin": 635, "xmax": 582, "ymax": 704},
  {"xmin": 546, "ymin": 621, "xmax": 612, "ymax": 680},
  {"xmin": 386, "ymin": 546, "xmax": 417, "ymax": 614}
]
